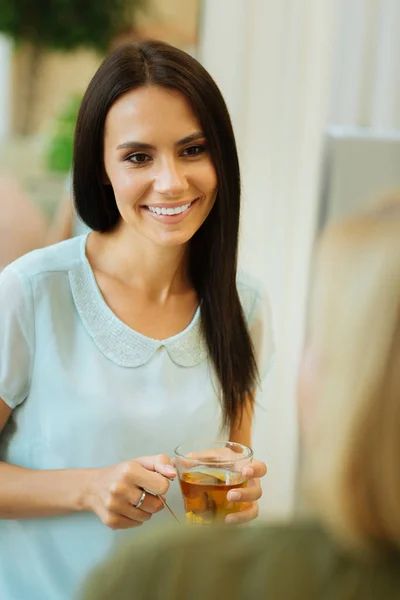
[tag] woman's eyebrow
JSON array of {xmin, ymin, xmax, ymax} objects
[
  {"xmin": 175, "ymin": 131, "xmax": 205, "ymax": 146},
  {"xmin": 116, "ymin": 132, "xmax": 205, "ymax": 151},
  {"xmin": 116, "ymin": 141, "xmax": 154, "ymax": 151}
]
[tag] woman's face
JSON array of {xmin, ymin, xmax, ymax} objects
[{"xmin": 103, "ymin": 85, "xmax": 218, "ymax": 248}]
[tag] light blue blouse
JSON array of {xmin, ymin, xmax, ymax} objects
[{"xmin": 0, "ymin": 235, "xmax": 274, "ymax": 600}]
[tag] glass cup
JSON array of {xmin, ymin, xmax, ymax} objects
[{"xmin": 174, "ymin": 440, "xmax": 253, "ymax": 525}]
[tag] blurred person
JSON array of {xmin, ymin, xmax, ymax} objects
[
  {"xmin": 0, "ymin": 173, "xmax": 47, "ymax": 267},
  {"xmin": 81, "ymin": 197, "xmax": 400, "ymax": 600},
  {"xmin": 0, "ymin": 41, "xmax": 274, "ymax": 600}
]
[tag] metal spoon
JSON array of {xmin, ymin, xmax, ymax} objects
[{"xmin": 157, "ymin": 494, "xmax": 180, "ymax": 523}]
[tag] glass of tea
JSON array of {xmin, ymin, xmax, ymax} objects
[{"xmin": 174, "ymin": 440, "xmax": 253, "ymax": 525}]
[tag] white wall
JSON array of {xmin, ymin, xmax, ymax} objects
[
  {"xmin": 200, "ymin": 0, "xmax": 337, "ymax": 519},
  {"xmin": 329, "ymin": 0, "xmax": 400, "ymax": 129},
  {"xmin": 0, "ymin": 35, "xmax": 12, "ymax": 142}
]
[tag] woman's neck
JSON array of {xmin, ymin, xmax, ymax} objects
[{"xmin": 86, "ymin": 228, "xmax": 191, "ymax": 304}]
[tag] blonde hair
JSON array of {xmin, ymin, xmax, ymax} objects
[{"xmin": 305, "ymin": 196, "xmax": 400, "ymax": 551}]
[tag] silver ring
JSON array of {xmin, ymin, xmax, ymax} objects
[{"xmin": 135, "ymin": 490, "xmax": 146, "ymax": 509}]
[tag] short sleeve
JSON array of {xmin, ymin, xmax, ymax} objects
[
  {"xmin": 0, "ymin": 267, "xmax": 34, "ymax": 408},
  {"xmin": 248, "ymin": 287, "xmax": 275, "ymax": 382}
]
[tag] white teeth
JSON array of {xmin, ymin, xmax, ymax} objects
[{"xmin": 148, "ymin": 202, "xmax": 192, "ymax": 216}]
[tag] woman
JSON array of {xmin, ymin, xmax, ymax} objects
[
  {"xmin": 82, "ymin": 198, "xmax": 400, "ymax": 600},
  {"xmin": 0, "ymin": 41, "xmax": 274, "ymax": 600}
]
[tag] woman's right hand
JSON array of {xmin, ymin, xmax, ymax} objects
[{"xmin": 83, "ymin": 455, "xmax": 177, "ymax": 530}]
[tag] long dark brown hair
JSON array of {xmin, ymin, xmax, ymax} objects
[{"xmin": 73, "ymin": 40, "xmax": 258, "ymax": 431}]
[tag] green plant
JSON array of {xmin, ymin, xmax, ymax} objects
[
  {"xmin": 0, "ymin": 0, "xmax": 146, "ymax": 135},
  {"xmin": 0, "ymin": 0, "xmax": 145, "ymax": 51},
  {"xmin": 45, "ymin": 94, "xmax": 81, "ymax": 173}
]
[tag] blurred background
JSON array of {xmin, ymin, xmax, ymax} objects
[{"xmin": 0, "ymin": 0, "xmax": 399, "ymax": 520}]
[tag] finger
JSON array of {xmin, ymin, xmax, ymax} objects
[
  {"xmin": 225, "ymin": 502, "xmax": 259, "ymax": 525},
  {"xmin": 154, "ymin": 463, "xmax": 177, "ymax": 478},
  {"xmin": 102, "ymin": 511, "xmax": 144, "ymax": 531},
  {"xmin": 122, "ymin": 505, "xmax": 152, "ymax": 523},
  {"xmin": 137, "ymin": 455, "xmax": 177, "ymax": 479},
  {"xmin": 135, "ymin": 492, "xmax": 164, "ymax": 515},
  {"xmin": 105, "ymin": 487, "xmax": 163, "ymax": 519},
  {"xmin": 242, "ymin": 460, "xmax": 267, "ymax": 479},
  {"xmin": 227, "ymin": 479, "xmax": 262, "ymax": 503},
  {"xmin": 109, "ymin": 491, "xmax": 163, "ymax": 522},
  {"xmin": 128, "ymin": 463, "xmax": 171, "ymax": 495}
]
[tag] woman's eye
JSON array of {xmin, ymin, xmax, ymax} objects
[
  {"xmin": 181, "ymin": 145, "xmax": 206, "ymax": 157},
  {"xmin": 127, "ymin": 153, "xmax": 151, "ymax": 164}
]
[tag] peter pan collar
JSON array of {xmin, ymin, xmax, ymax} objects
[{"xmin": 69, "ymin": 236, "xmax": 207, "ymax": 368}]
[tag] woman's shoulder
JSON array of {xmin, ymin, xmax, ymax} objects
[
  {"xmin": 3, "ymin": 235, "xmax": 85, "ymax": 284},
  {"xmin": 155, "ymin": 519, "xmax": 332, "ymax": 568},
  {"xmin": 146, "ymin": 521, "xmax": 333, "ymax": 572},
  {"xmin": 81, "ymin": 521, "xmax": 344, "ymax": 600},
  {"xmin": 83, "ymin": 521, "xmax": 400, "ymax": 600}
]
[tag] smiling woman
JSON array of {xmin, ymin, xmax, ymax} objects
[
  {"xmin": 0, "ymin": 41, "xmax": 274, "ymax": 600},
  {"xmin": 102, "ymin": 85, "xmax": 217, "ymax": 248}
]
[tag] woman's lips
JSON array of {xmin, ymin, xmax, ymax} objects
[{"xmin": 142, "ymin": 198, "xmax": 199, "ymax": 223}]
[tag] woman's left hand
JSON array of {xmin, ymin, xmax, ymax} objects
[{"xmin": 225, "ymin": 460, "xmax": 267, "ymax": 524}]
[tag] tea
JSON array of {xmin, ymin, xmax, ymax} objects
[{"xmin": 179, "ymin": 467, "xmax": 247, "ymax": 524}]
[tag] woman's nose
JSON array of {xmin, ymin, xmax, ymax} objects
[{"xmin": 153, "ymin": 160, "xmax": 189, "ymax": 197}]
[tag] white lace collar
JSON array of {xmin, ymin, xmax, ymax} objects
[{"xmin": 69, "ymin": 236, "xmax": 208, "ymax": 368}]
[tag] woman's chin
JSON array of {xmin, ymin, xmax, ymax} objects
[{"xmin": 154, "ymin": 233, "xmax": 192, "ymax": 249}]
